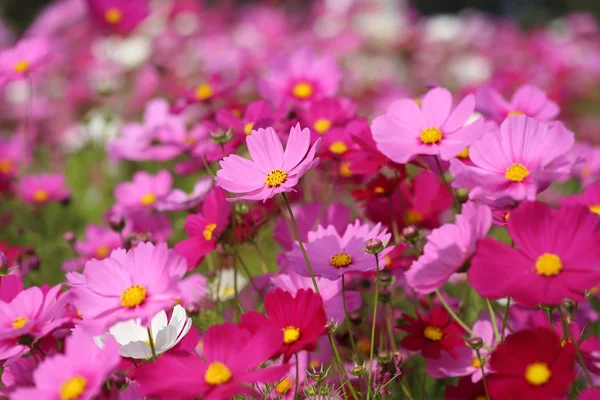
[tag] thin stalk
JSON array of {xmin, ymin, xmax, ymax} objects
[
  {"xmin": 294, "ymin": 353, "xmax": 300, "ymax": 400},
  {"xmin": 388, "ymin": 197, "xmax": 401, "ymax": 244},
  {"xmin": 558, "ymin": 307, "xmax": 596, "ymax": 388},
  {"xmin": 147, "ymin": 327, "xmax": 157, "ymax": 360},
  {"xmin": 486, "ymin": 299, "xmax": 501, "ymax": 343},
  {"xmin": 434, "ymin": 155, "xmax": 461, "ymax": 212},
  {"xmin": 476, "ymin": 348, "xmax": 491, "ymax": 400},
  {"xmin": 501, "ymin": 297, "xmax": 511, "ymax": 341},
  {"xmin": 251, "ymin": 241, "xmax": 270, "ymax": 274},
  {"xmin": 342, "ymin": 275, "xmax": 358, "ymax": 357},
  {"xmin": 367, "ymin": 254, "xmax": 382, "ymax": 399},
  {"xmin": 236, "ymin": 255, "xmax": 260, "ymax": 294},
  {"xmin": 328, "ymin": 334, "xmax": 360, "ymax": 400},
  {"xmin": 435, "ymin": 290, "xmax": 474, "ymax": 336},
  {"xmin": 385, "ymin": 304, "xmax": 398, "ymax": 353},
  {"xmin": 400, "ymin": 381, "xmax": 414, "ymax": 400}
]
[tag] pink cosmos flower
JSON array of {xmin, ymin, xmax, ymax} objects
[
  {"xmin": 565, "ymin": 142, "xmax": 600, "ymax": 187},
  {"xmin": 561, "ymin": 181, "xmax": 600, "ymax": 216},
  {"xmin": 0, "ymin": 285, "xmax": 67, "ymax": 360},
  {"xmin": 121, "ymin": 212, "xmax": 173, "ymax": 242},
  {"xmin": 0, "ymin": 38, "xmax": 50, "ymax": 84},
  {"xmin": 450, "ymin": 116, "xmax": 574, "ymax": 202},
  {"xmin": 406, "ymin": 202, "xmax": 492, "ymax": 294},
  {"xmin": 299, "ymin": 97, "xmax": 356, "ymax": 139},
  {"xmin": 287, "ymin": 220, "xmax": 393, "ymax": 280},
  {"xmin": 68, "ymin": 242, "xmax": 184, "ymax": 332},
  {"xmin": 87, "ymin": 0, "xmax": 150, "ymax": 35},
  {"xmin": 259, "ymin": 49, "xmax": 341, "ymax": 106},
  {"xmin": 17, "ymin": 173, "xmax": 70, "ymax": 205},
  {"xmin": 135, "ymin": 323, "xmax": 289, "ymax": 400},
  {"xmin": 0, "ymin": 135, "xmax": 28, "ymax": 179},
  {"xmin": 476, "ymin": 84, "xmax": 560, "ymax": 123},
  {"xmin": 114, "ymin": 169, "xmax": 173, "ymax": 213},
  {"xmin": 155, "ymin": 176, "xmax": 213, "ymax": 212},
  {"xmin": 216, "ymin": 100, "xmax": 282, "ymax": 137},
  {"xmin": 174, "ymin": 187, "xmax": 232, "ymax": 269},
  {"xmin": 74, "ymin": 224, "xmax": 122, "ymax": 261},
  {"xmin": 216, "ymin": 124, "xmax": 321, "ymax": 202},
  {"xmin": 0, "ymin": 356, "xmax": 36, "ymax": 397},
  {"xmin": 11, "ymin": 332, "xmax": 120, "ymax": 400},
  {"xmin": 371, "ymin": 87, "xmax": 484, "ymax": 163},
  {"xmin": 469, "ymin": 201, "xmax": 600, "ymax": 307}
]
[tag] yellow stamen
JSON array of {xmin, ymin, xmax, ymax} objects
[
  {"xmin": 96, "ymin": 245, "xmax": 110, "ymax": 259},
  {"xmin": 283, "ymin": 326, "xmax": 300, "ymax": 344},
  {"xmin": 33, "ymin": 189, "xmax": 49, "ymax": 203},
  {"xmin": 535, "ymin": 253, "xmax": 563, "ymax": 276},
  {"xmin": 223, "ymin": 287, "xmax": 234, "ymax": 297},
  {"xmin": 423, "ymin": 326, "xmax": 443, "ymax": 341},
  {"xmin": 384, "ymin": 254, "xmax": 392, "ymax": 268},
  {"xmin": 203, "ymin": 223, "xmax": 217, "ymax": 240},
  {"xmin": 406, "ymin": 209, "xmax": 423, "ymax": 224},
  {"xmin": 590, "ymin": 205, "xmax": 600, "ymax": 216},
  {"xmin": 329, "ymin": 141, "xmax": 348, "ymax": 155},
  {"xmin": 195, "ymin": 83, "xmax": 214, "ymax": 100},
  {"xmin": 12, "ymin": 316, "xmax": 28, "ymax": 329},
  {"xmin": 205, "ymin": 362, "xmax": 232, "ymax": 385},
  {"xmin": 313, "ymin": 118, "xmax": 332, "ymax": 134},
  {"xmin": 292, "ymin": 82, "xmax": 313, "ymax": 99},
  {"xmin": 420, "ymin": 127, "xmax": 443, "ymax": 144},
  {"xmin": 505, "ymin": 163, "xmax": 529, "ymax": 182},
  {"xmin": 60, "ymin": 375, "xmax": 87, "ymax": 400},
  {"xmin": 525, "ymin": 362, "xmax": 551, "ymax": 386},
  {"xmin": 140, "ymin": 193, "xmax": 156, "ymax": 206},
  {"xmin": 265, "ymin": 169, "xmax": 287, "ymax": 187},
  {"xmin": 471, "ymin": 356, "xmax": 483, "ymax": 368},
  {"xmin": 374, "ymin": 186, "xmax": 385, "ymax": 194},
  {"xmin": 244, "ymin": 122, "xmax": 254, "ymax": 135},
  {"xmin": 120, "ymin": 284, "xmax": 147, "ymax": 308},
  {"xmin": 581, "ymin": 166, "xmax": 591, "ymax": 177},
  {"xmin": 330, "ymin": 253, "xmax": 352, "ymax": 268},
  {"xmin": 104, "ymin": 8, "xmax": 123, "ymax": 24},
  {"xmin": 276, "ymin": 378, "xmax": 293, "ymax": 394},
  {"xmin": 457, "ymin": 147, "xmax": 470, "ymax": 159},
  {"xmin": 508, "ymin": 110, "xmax": 524, "ymax": 116},
  {"xmin": 339, "ymin": 162, "xmax": 352, "ymax": 177},
  {"xmin": 14, "ymin": 60, "xmax": 30, "ymax": 74},
  {"xmin": 0, "ymin": 159, "xmax": 13, "ymax": 174}
]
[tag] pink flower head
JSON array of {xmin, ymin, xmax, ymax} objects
[
  {"xmin": 135, "ymin": 323, "xmax": 289, "ymax": 400},
  {"xmin": 68, "ymin": 242, "xmax": 184, "ymax": 332},
  {"xmin": 87, "ymin": 0, "xmax": 150, "ymax": 35},
  {"xmin": 11, "ymin": 331, "xmax": 120, "ymax": 400},
  {"xmin": 155, "ymin": 176, "xmax": 213, "ymax": 212},
  {"xmin": 0, "ymin": 356, "xmax": 36, "ymax": 397},
  {"xmin": 0, "ymin": 135, "xmax": 28, "ymax": 179},
  {"xmin": 561, "ymin": 181, "xmax": 600, "ymax": 216},
  {"xmin": 216, "ymin": 100, "xmax": 282, "ymax": 137},
  {"xmin": 299, "ymin": 97, "xmax": 356, "ymax": 139},
  {"xmin": 476, "ymin": 84, "xmax": 560, "ymax": 123},
  {"xmin": 0, "ymin": 285, "xmax": 67, "ymax": 360},
  {"xmin": 0, "ymin": 38, "xmax": 50, "ymax": 84},
  {"xmin": 259, "ymin": 49, "xmax": 341, "ymax": 106},
  {"xmin": 216, "ymin": 124, "xmax": 320, "ymax": 202},
  {"xmin": 372, "ymin": 87, "xmax": 484, "ymax": 163},
  {"xmin": 469, "ymin": 201, "xmax": 600, "ymax": 307},
  {"xmin": 566, "ymin": 141, "xmax": 600, "ymax": 187},
  {"xmin": 406, "ymin": 202, "xmax": 492, "ymax": 294},
  {"xmin": 347, "ymin": 120, "xmax": 405, "ymax": 175},
  {"xmin": 17, "ymin": 173, "xmax": 70, "ymax": 205},
  {"xmin": 114, "ymin": 169, "xmax": 173, "ymax": 213},
  {"xmin": 287, "ymin": 220, "xmax": 393, "ymax": 280},
  {"xmin": 74, "ymin": 224, "xmax": 122, "ymax": 261},
  {"xmin": 174, "ymin": 187, "xmax": 232, "ymax": 269},
  {"xmin": 450, "ymin": 116, "xmax": 574, "ymax": 202}
]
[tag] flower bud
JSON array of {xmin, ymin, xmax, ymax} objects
[
  {"xmin": 377, "ymin": 350, "xmax": 393, "ymax": 365},
  {"xmin": 466, "ymin": 336, "xmax": 484, "ymax": 350},
  {"xmin": 108, "ymin": 215, "xmax": 125, "ymax": 232},
  {"xmin": 325, "ymin": 320, "xmax": 338, "ymax": 334},
  {"xmin": 209, "ymin": 128, "xmax": 233, "ymax": 144},
  {"xmin": 63, "ymin": 231, "xmax": 76, "ymax": 244},
  {"xmin": 349, "ymin": 312, "xmax": 362, "ymax": 326},
  {"xmin": 365, "ymin": 238, "xmax": 384, "ymax": 254},
  {"xmin": 233, "ymin": 203, "xmax": 249, "ymax": 216},
  {"xmin": 379, "ymin": 287, "xmax": 392, "ymax": 303},
  {"xmin": 378, "ymin": 270, "xmax": 393, "ymax": 285},
  {"xmin": 349, "ymin": 364, "xmax": 366, "ymax": 377}
]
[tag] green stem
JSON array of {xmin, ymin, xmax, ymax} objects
[
  {"xmin": 386, "ymin": 304, "xmax": 398, "ymax": 353},
  {"xmin": 400, "ymin": 381, "xmax": 414, "ymax": 400},
  {"xmin": 486, "ymin": 299, "xmax": 501, "ymax": 344},
  {"xmin": 147, "ymin": 327, "xmax": 157, "ymax": 360},
  {"xmin": 342, "ymin": 275, "xmax": 359, "ymax": 358},
  {"xmin": 251, "ymin": 241, "xmax": 270, "ymax": 274},
  {"xmin": 476, "ymin": 348, "xmax": 491, "ymax": 400},
  {"xmin": 435, "ymin": 290, "xmax": 474, "ymax": 336},
  {"xmin": 501, "ymin": 297, "xmax": 511, "ymax": 341},
  {"xmin": 367, "ymin": 255, "xmax": 381, "ymax": 399},
  {"xmin": 558, "ymin": 307, "xmax": 596, "ymax": 388},
  {"xmin": 434, "ymin": 155, "xmax": 461, "ymax": 213},
  {"xmin": 328, "ymin": 333, "xmax": 360, "ymax": 400},
  {"xmin": 389, "ymin": 196, "xmax": 401, "ymax": 244},
  {"xmin": 235, "ymin": 255, "xmax": 261, "ymax": 294}
]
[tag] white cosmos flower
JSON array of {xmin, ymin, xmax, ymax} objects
[
  {"xmin": 94, "ymin": 305, "xmax": 192, "ymax": 359},
  {"xmin": 210, "ymin": 269, "xmax": 248, "ymax": 301}
]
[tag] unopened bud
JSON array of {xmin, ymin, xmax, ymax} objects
[
  {"xmin": 108, "ymin": 215, "xmax": 125, "ymax": 232},
  {"xmin": 63, "ymin": 231, "xmax": 76, "ymax": 244},
  {"xmin": 209, "ymin": 128, "xmax": 233, "ymax": 144},
  {"xmin": 325, "ymin": 320, "xmax": 338, "ymax": 334},
  {"xmin": 377, "ymin": 350, "xmax": 393, "ymax": 365},
  {"xmin": 349, "ymin": 312, "xmax": 362, "ymax": 326},
  {"xmin": 233, "ymin": 203, "xmax": 249, "ymax": 216},
  {"xmin": 349, "ymin": 364, "xmax": 366, "ymax": 377},
  {"xmin": 379, "ymin": 287, "xmax": 392, "ymax": 303},
  {"xmin": 365, "ymin": 238, "xmax": 384, "ymax": 254},
  {"xmin": 401, "ymin": 225, "xmax": 419, "ymax": 240},
  {"xmin": 466, "ymin": 336, "xmax": 484, "ymax": 350},
  {"xmin": 379, "ymin": 270, "xmax": 393, "ymax": 285}
]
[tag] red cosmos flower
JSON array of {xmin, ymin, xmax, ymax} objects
[
  {"xmin": 351, "ymin": 174, "xmax": 397, "ymax": 202},
  {"xmin": 488, "ymin": 328, "xmax": 576, "ymax": 400},
  {"xmin": 240, "ymin": 289, "xmax": 327, "ymax": 362},
  {"xmin": 445, "ymin": 376, "xmax": 488, "ymax": 400},
  {"xmin": 398, "ymin": 307, "xmax": 465, "ymax": 359},
  {"xmin": 346, "ymin": 120, "xmax": 405, "ymax": 176}
]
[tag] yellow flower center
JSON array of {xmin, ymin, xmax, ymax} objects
[
  {"xmin": 276, "ymin": 378, "xmax": 293, "ymax": 394},
  {"xmin": 504, "ymin": 212, "xmax": 511, "ymax": 222},
  {"xmin": 471, "ymin": 356, "xmax": 483, "ymax": 368},
  {"xmin": 244, "ymin": 122, "xmax": 254, "ymax": 135},
  {"xmin": 140, "ymin": 193, "xmax": 156, "ymax": 206},
  {"xmin": 590, "ymin": 205, "xmax": 600, "ymax": 216},
  {"xmin": 420, "ymin": 127, "xmax": 443, "ymax": 144},
  {"xmin": 309, "ymin": 360, "xmax": 321, "ymax": 369},
  {"xmin": 374, "ymin": 186, "xmax": 385, "ymax": 194},
  {"xmin": 329, "ymin": 141, "xmax": 348, "ymax": 155},
  {"xmin": 96, "ymin": 245, "xmax": 110, "ymax": 259},
  {"xmin": 203, "ymin": 223, "xmax": 217, "ymax": 240},
  {"xmin": 330, "ymin": 252, "xmax": 352, "ymax": 268},
  {"xmin": 508, "ymin": 110, "xmax": 524, "ymax": 116},
  {"xmin": 339, "ymin": 162, "xmax": 352, "ymax": 177},
  {"xmin": 184, "ymin": 136, "xmax": 197, "ymax": 146},
  {"xmin": 14, "ymin": 60, "xmax": 30, "ymax": 74},
  {"xmin": 205, "ymin": 362, "xmax": 232, "ymax": 385},
  {"xmin": 60, "ymin": 375, "xmax": 87, "ymax": 400},
  {"xmin": 33, "ymin": 189, "xmax": 49, "ymax": 203},
  {"xmin": 457, "ymin": 147, "xmax": 470, "ymax": 159},
  {"xmin": 292, "ymin": 82, "xmax": 313, "ymax": 99},
  {"xmin": 505, "ymin": 163, "xmax": 529, "ymax": 182},
  {"xmin": 104, "ymin": 8, "xmax": 123, "ymax": 24},
  {"xmin": 384, "ymin": 254, "xmax": 392, "ymax": 268},
  {"xmin": 582, "ymin": 166, "xmax": 591, "ymax": 177},
  {"xmin": 406, "ymin": 209, "xmax": 423, "ymax": 224},
  {"xmin": 423, "ymin": 326, "xmax": 443, "ymax": 341},
  {"xmin": 12, "ymin": 316, "xmax": 28, "ymax": 329},
  {"xmin": 525, "ymin": 362, "xmax": 551, "ymax": 386},
  {"xmin": 283, "ymin": 326, "xmax": 301, "ymax": 344},
  {"xmin": 535, "ymin": 253, "xmax": 563, "ymax": 277},
  {"xmin": 265, "ymin": 169, "xmax": 287, "ymax": 187},
  {"xmin": 0, "ymin": 159, "xmax": 13, "ymax": 174},
  {"xmin": 314, "ymin": 118, "xmax": 332, "ymax": 134},
  {"xmin": 222, "ymin": 287, "xmax": 234, "ymax": 297},
  {"xmin": 474, "ymin": 396, "xmax": 487, "ymax": 400},
  {"xmin": 195, "ymin": 83, "xmax": 214, "ymax": 100},
  {"xmin": 120, "ymin": 284, "xmax": 147, "ymax": 308}
]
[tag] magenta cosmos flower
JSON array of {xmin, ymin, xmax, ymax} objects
[
  {"xmin": 87, "ymin": 0, "xmax": 150, "ymax": 35},
  {"xmin": 476, "ymin": 84, "xmax": 560, "ymax": 123},
  {"xmin": 216, "ymin": 124, "xmax": 320, "ymax": 202},
  {"xmin": 406, "ymin": 202, "xmax": 492, "ymax": 294},
  {"xmin": 17, "ymin": 173, "xmax": 70, "ymax": 205},
  {"xmin": 450, "ymin": 116, "xmax": 574, "ymax": 202},
  {"xmin": 371, "ymin": 87, "xmax": 484, "ymax": 163},
  {"xmin": 114, "ymin": 169, "xmax": 173, "ymax": 213},
  {"xmin": 68, "ymin": 242, "xmax": 184, "ymax": 332},
  {"xmin": 74, "ymin": 224, "xmax": 122, "ymax": 261},
  {"xmin": 11, "ymin": 332, "xmax": 120, "ymax": 400},
  {"xmin": 561, "ymin": 181, "xmax": 600, "ymax": 216},
  {"xmin": 287, "ymin": 220, "xmax": 393, "ymax": 280},
  {"xmin": 469, "ymin": 201, "xmax": 600, "ymax": 307},
  {"xmin": 135, "ymin": 323, "xmax": 289, "ymax": 400},
  {"xmin": 0, "ymin": 37, "xmax": 50, "ymax": 84}
]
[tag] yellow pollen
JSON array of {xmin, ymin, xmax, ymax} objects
[
  {"xmin": 33, "ymin": 189, "xmax": 49, "ymax": 203},
  {"xmin": 195, "ymin": 83, "xmax": 214, "ymax": 100},
  {"xmin": 423, "ymin": 326, "xmax": 443, "ymax": 341},
  {"xmin": 330, "ymin": 252, "xmax": 352, "ymax": 268},
  {"xmin": 265, "ymin": 169, "xmax": 287, "ymax": 187},
  {"xmin": 77, "ymin": 310, "xmax": 82, "ymax": 318},
  {"xmin": 471, "ymin": 356, "xmax": 483, "ymax": 368},
  {"xmin": 309, "ymin": 360, "xmax": 321, "ymax": 369},
  {"xmin": 314, "ymin": 118, "xmax": 332, "ymax": 134},
  {"xmin": 508, "ymin": 110, "xmax": 524, "ymax": 116},
  {"xmin": 525, "ymin": 362, "xmax": 551, "ymax": 386},
  {"xmin": 283, "ymin": 326, "xmax": 301, "ymax": 344},
  {"xmin": 374, "ymin": 186, "xmax": 385, "ymax": 194},
  {"xmin": 140, "ymin": 193, "xmax": 156, "ymax": 206},
  {"xmin": 339, "ymin": 162, "xmax": 352, "ymax": 177},
  {"xmin": 505, "ymin": 163, "xmax": 529, "ymax": 182},
  {"xmin": 276, "ymin": 378, "xmax": 293, "ymax": 394},
  {"xmin": 184, "ymin": 136, "xmax": 197, "ymax": 146},
  {"xmin": 59, "ymin": 375, "xmax": 87, "ymax": 400},
  {"xmin": 457, "ymin": 147, "xmax": 470, "ymax": 159},
  {"xmin": 560, "ymin": 339, "xmax": 572, "ymax": 347},
  {"xmin": 14, "ymin": 60, "xmax": 30, "ymax": 74},
  {"xmin": 231, "ymin": 109, "xmax": 242, "ymax": 117},
  {"xmin": 582, "ymin": 166, "xmax": 591, "ymax": 177},
  {"xmin": 203, "ymin": 223, "xmax": 217, "ymax": 240},
  {"xmin": 329, "ymin": 141, "xmax": 348, "ymax": 155},
  {"xmin": 0, "ymin": 159, "xmax": 13, "ymax": 174},
  {"xmin": 413, "ymin": 98, "xmax": 423, "ymax": 106},
  {"xmin": 12, "ymin": 316, "xmax": 28, "ymax": 329},
  {"xmin": 120, "ymin": 284, "xmax": 147, "ymax": 308},
  {"xmin": 474, "ymin": 396, "xmax": 487, "ymax": 400},
  {"xmin": 420, "ymin": 127, "xmax": 443, "ymax": 144},
  {"xmin": 205, "ymin": 362, "xmax": 232, "ymax": 385},
  {"xmin": 244, "ymin": 122, "xmax": 254, "ymax": 135},
  {"xmin": 504, "ymin": 212, "xmax": 511, "ymax": 222},
  {"xmin": 104, "ymin": 8, "xmax": 123, "ymax": 24},
  {"xmin": 96, "ymin": 245, "xmax": 110, "ymax": 259},
  {"xmin": 535, "ymin": 253, "xmax": 563, "ymax": 277},
  {"xmin": 223, "ymin": 287, "xmax": 234, "ymax": 297},
  {"xmin": 292, "ymin": 82, "xmax": 313, "ymax": 99},
  {"xmin": 590, "ymin": 205, "xmax": 600, "ymax": 216},
  {"xmin": 384, "ymin": 254, "xmax": 392, "ymax": 268},
  {"xmin": 406, "ymin": 209, "xmax": 423, "ymax": 224}
]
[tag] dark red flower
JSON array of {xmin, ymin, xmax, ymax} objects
[
  {"xmin": 445, "ymin": 376, "xmax": 488, "ymax": 400},
  {"xmin": 488, "ymin": 328, "xmax": 576, "ymax": 400},
  {"xmin": 398, "ymin": 307, "xmax": 465, "ymax": 359},
  {"xmin": 240, "ymin": 289, "xmax": 327, "ymax": 361},
  {"xmin": 351, "ymin": 174, "xmax": 397, "ymax": 202}
]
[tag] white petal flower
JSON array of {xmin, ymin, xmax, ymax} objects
[{"xmin": 209, "ymin": 269, "xmax": 248, "ymax": 301}]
